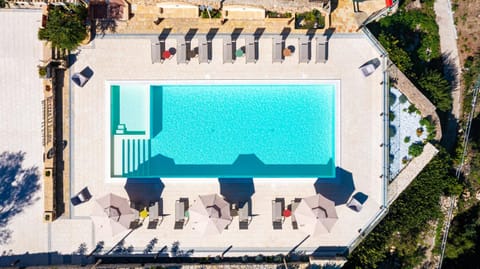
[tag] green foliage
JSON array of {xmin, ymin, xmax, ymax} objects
[
  {"xmin": 408, "ymin": 104, "xmax": 418, "ymax": 114},
  {"xmin": 404, "ymin": 136, "xmax": 411, "ymax": 143},
  {"xmin": 345, "ymin": 151, "xmax": 460, "ymax": 268},
  {"xmin": 389, "ymin": 92, "xmax": 397, "ymax": 105},
  {"xmin": 0, "ymin": 0, "xmax": 6, "ymax": 8},
  {"xmin": 38, "ymin": 66, "xmax": 47, "ymax": 77},
  {"xmin": 462, "ymin": 52, "xmax": 480, "ymax": 115},
  {"xmin": 443, "ymin": 204, "xmax": 480, "ymax": 268},
  {"xmin": 295, "ymin": 9, "xmax": 325, "ymax": 29},
  {"xmin": 378, "ymin": 33, "xmax": 413, "ymax": 73},
  {"xmin": 368, "ymin": 5, "xmax": 451, "ymax": 113},
  {"xmin": 419, "ymin": 117, "xmax": 436, "ymax": 141},
  {"xmin": 389, "ymin": 111, "xmax": 396, "ymax": 121},
  {"xmin": 399, "ymin": 94, "xmax": 408, "ymax": 104},
  {"xmin": 266, "ymin": 11, "xmax": 292, "ymax": 18},
  {"xmin": 38, "ymin": 4, "xmax": 88, "ymax": 50},
  {"xmin": 200, "ymin": 9, "xmax": 221, "ymax": 18},
  {"xmin": 418, "ymin": 70, "xmax": 452, "ymax": 111},
  {"xmin": 408, "ymin": 142, "xmax": 424, "ymax": 157}
]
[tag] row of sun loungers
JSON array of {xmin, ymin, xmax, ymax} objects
[
  {"xmin": 139, "ymin": 196, "xmax": 322, "ymax": 231},
  {"xmin": 151, "ymin": 35, "xmax": 329, "ymax": 64}
]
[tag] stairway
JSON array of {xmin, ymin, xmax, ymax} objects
[{"xmin": 122, "ymin": 138, "xmax": 151, "ymax": 176}]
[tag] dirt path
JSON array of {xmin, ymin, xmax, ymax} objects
[{"xmin": 434, "ymin": 0, "xmax": 462, "ymax": 150}]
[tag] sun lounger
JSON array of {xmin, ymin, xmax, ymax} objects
[
  {"xmin": 272, "ymin": 198, "xmax": 284, "ymax": 230},
  {"xmin": 198, "ymin": 36, "xmax": 211, "ymax": 64},
  {"xmin": 245, "ymin": 35, "xmax": 257, "ymax": 63},
  {"xmin": 174, "ymin": 197, "xmax": 188, "ymax": 229},
  {"xmin": 291, "ymin": 198, "xmax": 301, "ymax": 229},
  {"xmin": 272, "ymin": 36, "xmax": 284, "ymax": 63},
  {"xmin": 299, "ymin": 36, "xmax": 311, "ymax": 63},
  {"xmin": 223, "ymin": 36, "xmax": 234, "ymax": 63},
  {"xmin": 177, "ymin": 38, "xmax": 189, "ymax": 64},
  {"xmin": 238, "ymin": 200, "xmax": 249, "ymax": 230},
  {"xmin": 316, "ymin": 35, "xmax": 328, "ymax": 63},
  {"xmin": 148, "ymin": 200, "xmax": 161, "ymax": 229},
  {"xmin": 151, "ymin": 42, "xmax": 161, "ymax": 64}
]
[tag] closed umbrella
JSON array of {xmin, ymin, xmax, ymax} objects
[
  {"xmin": 91, "ymin": 193, "xmax": 138, "ymax": 236},
  {"xmin": 294, "ymin": 193, "xmax": 338, "ymax": 236},
  {"xmin": 189, "ymin": 194, "xmax": 232, "ymax": 235}
]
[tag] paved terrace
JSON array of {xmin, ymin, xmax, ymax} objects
[
  {"xmin": 112, "ymin": 0, "xmax": 385, "ymax": 34},
  {"xmin": 63, "ymin": 32, "xmax": 386, "ymax": 256}
]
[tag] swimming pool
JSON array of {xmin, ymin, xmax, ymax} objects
[{"xmin": 110, "ymin": 81, "xmax": 337, "ymax": 177}]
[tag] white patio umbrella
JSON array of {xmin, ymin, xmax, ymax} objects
[
  {"xmin": 294, "ymin": 193, "xmax": 338, "ymax": 236},
  {"xmin": 189, "ymin": 194, "xmax": 232, "ymax": 235},
  {"xmin": 91, "ymin": 193, "xmax": 138, "ymax": 236}
]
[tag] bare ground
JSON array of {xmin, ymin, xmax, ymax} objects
[{"xmin": 452, "ymin": 0, "xmax": 480, "ymax": 66}]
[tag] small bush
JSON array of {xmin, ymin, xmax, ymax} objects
[
  {"xmin": 399, "ymin": 94, "xmax": 408, "ymax": 104},
  {"xmin": 404, "ymin": 136, "xmax": 411, "ymax": 143},
  {"xmin": 408, "ymin": 104, "xmax": 418, "ymax": 114},
  {"xmin": 409, "ymin": 142, "xmax": 424, "ymax": 157},
  {"xmin": 389, "ymin": 92, "xmax": 397, "ymax": 105},
  {"xmin": 295, "ymin": 9, "xmax": 325, "ymax": 29},
  {"xmin": 389, "ymin": 111, "xmax": 396, "ymax": 121},
  {"xmin": 38, "ymin": 66, "xmax": 47, "ymax": 77}
]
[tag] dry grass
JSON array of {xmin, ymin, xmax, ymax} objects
[{"xmin": 453, "ymin": 0, "xmax": 480, "ymax": 65}]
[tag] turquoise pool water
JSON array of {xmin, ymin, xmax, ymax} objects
[{"xmin": 111, "ymin": 83, "xmax": 336, "ymax": 177}]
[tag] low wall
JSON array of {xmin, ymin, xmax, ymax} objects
[{"xmin": 389, "ymin": 64, "xmax": 442, "ymax": 141}]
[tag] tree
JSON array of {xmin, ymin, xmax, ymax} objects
[
  {"xmin": 418, "ymin": 70, "xmax": 452, "ymax": 111},
  {"xmin": 38, "ymin": 4, "xmax": 88, "ymax": 50}
]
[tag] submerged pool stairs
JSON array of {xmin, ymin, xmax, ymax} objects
[{"xmin": 122, "ymin": 138, "xmax": 152, "ymax": 176}]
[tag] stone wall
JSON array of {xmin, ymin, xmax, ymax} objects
[{"xmin": 389, "ymin": 64, "xmax": 443, "ymax": 141}]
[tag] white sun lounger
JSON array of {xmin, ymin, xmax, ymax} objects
[
  {"xmin": 151, "ymin": 42, "xmax": 161, "ymax": 64},
  {"xmin": 177, "ymin": 38, "xmax": 189, "ymax": 64},
  {"xmin": 299, "ymin": 36, "xmax": 311, "ymax": 63},
  {"xmin": 223, "ymin": 36, "xmax": 234, "ymax": 63},
  {"xmin": 316, "ymin": 35, "xmax": 328, "ymax": 63},
  {"xmin": 245, "ymin": 35, "xmax": 257, "ymax": 63},
  {"xmin": 198, "ymin": 36, "xmax": 210, "ymax": 64},
  {"xmin": 272, "ymin": 36, "xmax": 284, "ymax": 63}
]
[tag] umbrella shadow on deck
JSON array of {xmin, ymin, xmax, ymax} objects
[
  {"xmin": 218, "ymin": 178, "xmax": 255, "ymax": 208},
  {"xmin": 124, "ymin": 178, "xmax": 165, "ymax": 210},
  {"xmin": 314, "ymin": 167, "xmax": 355, "ymax": 205}
]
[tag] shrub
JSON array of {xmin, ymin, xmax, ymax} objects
[
  {"xmin": 399, "ymin": 94, "xmax": 408, "ymax": 104},
  {"xmin": 38, "ymin": 66, "xmax": 47, "ymax": 77},
  {"xmin": 389, "ymin": 111, "xmax": 396, "ymax": 121},
  {"xmin": 408, "ymin": 104, "xmax": 418, "ymax": 114},
  {"xmin": 295, "ymin": 9, "xmax": 325, "ymax": 29},
  {"xmin": 418, "ymin": 70, "xmax": 452, "ymax": 112},
  {"xmin": 404, "ymin": 136, "xmax": 411, "ymax": 143},
  {"xmin": 409, "ymin": 142, "xmax": 424, "ymax": 157}
]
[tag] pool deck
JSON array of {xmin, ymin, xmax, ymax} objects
[{"xmin": 64, "ymin": 32, "xmax": 385, "ymax": 256}]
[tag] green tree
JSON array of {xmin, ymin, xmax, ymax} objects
[
  {"xmin": 38, "ymin": 4, "xmax": 88, "ymax": 50},
  {"xmin": 378, "ymin": 33, "xmax": 413, "ymax": 73},
  {"xmin": 345, "ymin": 150, "xmax": 460, "ymax": 269},
  {"xmin": 418, "ymin": 70, "xmax": 452, "ymax": 111}
]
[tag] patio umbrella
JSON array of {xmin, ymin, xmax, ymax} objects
[
  {"xmin": 189, "ymin": 194, "xmax": 232, "ymax": 235},
  {"xmin": 235, "ymin": 48, "xmax": 244, "ymax": 57},
  {"xmin": 91, "ymin": 193, "xmax": 138, "ymax": 236},
  {"xmin": 162, "ymin": 50, "xmax": 171, "ymax": 59},
  {"xmin": 294, "ymin": 193, "xmax": 338, "ymax": 236}
]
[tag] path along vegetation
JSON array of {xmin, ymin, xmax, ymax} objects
[
  {"xmin": 442, "ymin": 53, "xmax": 480, "ymax": 269},
  {"xmin": 344, "ymin": 0, "xmax": 468, "ymax": 267}
]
